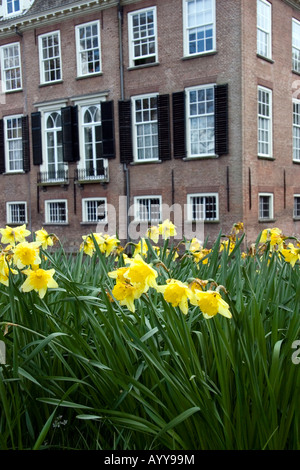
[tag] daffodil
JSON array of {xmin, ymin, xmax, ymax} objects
[
  {"xmin": 158, "ymin": 219, "xmax": 177, "ymax": 239},
  {"xmin": 186, "ymin": 238, "xmax": 202, "ymax": 253},
  {"xmin": 219, "ymin": 239, "xmax": 235, "ymax": 254},
  {"xmin": 190, "ymin": 289, "xmax": 232, "ymax": 320},
  {"xmin": 260, "ymin": 228, "xmax": 284, "ymax": 251},
  {"xmin": 192, "ymin": 248, "xmax": 211, "ymax": 264},
  {"xmin": 133, "ymin": 238, "xmax": 148, "ymax": 257},
  {"xmin": 101, "ymin": 234, "xmax": 120, "ymax": 257},
  {"xmin": 80, "ymin": 235, "xmax": 96, "ymax": 257},
  {"xmin": 280, "ymin": 243, "xmax": 300, "ymax": 267},
  {"xmin": 35, "ymin": 228, "xmax": 56, "ymax": 249},
  {"xmin": 13, "ymin": 241, "xmax": 42, "ymax": 269},
  {"xmin": 157, "ymin": 278, "xmax": 191, "ymax": 315},
  {"xmin": 0, "ymin": 224, "xmax": 31, "ymax": 246},
  {"xmin": 123, "ymin": 255, "xmax": 158, "ymax": 294},
  {"xmin": 21, "ymin": 268, "xmax": 58, "ymax": 298},
  {"xmin": 147, "ymin": 225, "xmax": 160, "ymax": 244},
  {"xmin": 0, "ymin": 253, "xmax": 17, "ymax": 286},
  {"xmin": 111, "ymin": 281, "xmax": 141, "ymax": 313}
]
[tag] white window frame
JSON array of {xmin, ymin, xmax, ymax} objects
[
  {"xmin": 45, "ymin": 199, "xmax": 68, "ymax": 224},
  {"xmin": 292, "ymin": 18, "xmax": 300, "ymax": 73},
  {"xmin": 128, "ymin": 6, "xmax": 158, "ymax": 68},
  {"xmin": 183, "ymin": 0, "xmax": 216, "ymax": 57},
  {"xmin": 6, "ymin": 0, "xmax": 21, "ymax": 16},
  {"xmin": 293, "ymin": 99, "xmax": 300, "ymax": 162},
  {"xmin": 134, "ymin": 196, "xmax": 162, "ymax": 222},
  {"xmin": 4, "ymin": 114, "xmax": 23, "ymax": 173},
  {"xmin": 258, "ymin": 86, "xmax": 272, "ymax": 158},
  {"xmin": 132, "ymin": 93, "xmax": 159, "ymax": 162},
  {"xmin": 75, "ymin": 20, "xmax": 101, "ymax": 77},
  {"xmin": 257, "ymin": 0, "xmax": 272, "ymax": 60},
  {"xmin": 258, "ymin": 192, "xmax": 274, "ymax": 220},
  {"xmin": 37, "ymin": 100, "xmax": 68, "ymax": 180},
  {"xmin": 186, "ymin": 84, "xmax": 216, "ymax": 158},
  {"xmin": 6, "ymin": 201, "xmax": 27, "ymax": 225},
  {"xmin": 38, "ymin": 30, "xmax": 62, "ymax": 85},
  {"xmin": 0, "ymin": 42, "xmax": 22, "ymax": 92},
  {"xmin": 82, "ymin": 197, "xmax": 107, "ymax": 223},
  {"xmin": 294, "ymin": 194, "xmax": 300, "ymax": 218},
  {"xmin": 187, "ymin": 193, "xmax": 219, "ymax": 221}
]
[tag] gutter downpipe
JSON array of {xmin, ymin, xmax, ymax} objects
[{"xmin": 118, "ymin": 0, "xmax": 130, "ymax": 243}]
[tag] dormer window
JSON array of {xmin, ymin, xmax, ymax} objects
[{"xmin": 7, "ymin": 0, "xmax": 21, "ymax": 16}]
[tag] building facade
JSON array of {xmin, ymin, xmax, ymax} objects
[{"xmin": 0, "ymin": 0, "xmax": 299, "ymax": 249}]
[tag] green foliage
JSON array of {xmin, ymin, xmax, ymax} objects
[{"xmin": 0, "ymin": 228, "xmax": 299, "ymax": 450}]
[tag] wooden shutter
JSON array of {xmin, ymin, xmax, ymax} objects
[
  {"xmin": 101, "ymin": 100, "xmax": 115, "ymax": 159},
  {"xmin": 62, "ymin": 106, "xmax": 79, "ymax": 162},
  {"xmin": 31, "ymin": 112, "xmax": 43, "ymax": 165},
  {"xmin": 172, "ymin": 91, "xmax": 186, "ymax": 159},
  {"xmin": 119, "ymin": 99, "xmax": 133, "ymax": 164},
  {"xmin": 157, "ymin": 94, "xmax": 171, "ymax": 161},
  {"xmin": 0, "ymin": 119, "xmax": 5, "ymax": 174},
  {"xmin": 214, "ymin": 83, "xmax": 229, "ymax": 156},
  {"xmin": 22, "ymin": 115, "xmax": 30, "ymax": 173}
]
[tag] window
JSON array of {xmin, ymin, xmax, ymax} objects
[
  {"xmin": 75, "ymin": 21, "xmax": 101, "ymax": 77},
  {"xmin": 257, "ymin": 0, "xmax": 272, "ymax": 59},
  {"xmin": 6, "ymin": 202, "xmax": 27, "ymax": 224},
  {"xmin": 187, "ymin": 84, "xmax": 215, "ymax": 157},
  {"xmin": 39, "ymin": 31, "xmax": 62, "ymax": 84},
  {"xmin": 128, "ymin": 7, "xmax": 157, "ymax": 67},
  {"xmin": 183, "ymin": 0, "xmax": 216, "ymax": 56},
  {"xmin": 45, "ymin": 200, "xmax": 67, "ymax": 224},
  {"xmin": 258, "ymin": 86, "xmax": 272, "ymax": 157},
  {"xmin": 294, "ymin": 195, "xmax": 300, "ymax": 218},
  {"xmin": 293, "ymin": 100, "xmax": 300, "ymax": 162},
  {"xmin": 292, "ymin": 19, "xmax": 300, "ymax": 73},
  {"xmin": 82, "ymin": 198, "xmax": 107, "ymax": 223},
  {"xmin": 134, "ymin": 196, "xmax": 162, "ymax": 222},
  {"xmin": 0, "ymin": 42, "xmax": 22, "ymax": 92},
  {"xmin": 258, "ymin": 193, "xmax": 273, "ymax": 220},
  {"xmin": 6, "ymin": 0, "xmax": 20, "ymax": 15},
  {"xmin": 81, "ymin": 104, "xmax": 105, "ymax": 178},
  {"xmin": 187, "ymin": 193, "xmax": 218, "ymax": 221},
  {"xmin": 4, "ymin": 115, "xmax": 23, "ymax": 172},
  {"xmin": 132, "ymin": 94, "xmax": 159, "ymax": 161},
  {"xmin": 44, "ymin": 111, "xmax": 66, "ymax": 181}
]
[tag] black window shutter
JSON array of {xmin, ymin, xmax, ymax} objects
[
  {"xmin": 214, "ymin": 83, "xmax": 229, "ymax": 156},
  {"xmin": 172, "ymin": 91, "xmax": 186, "ymax": 159},
  {"xmin": 62, "ymin": 106, "xmax": 80, "ymax": 162},
  {"xmin": 22, "ymin": 115, "xmax": 30, "ymax": 173},
  {"xmin": 119, "ymin": 99, "xmax": 133, "ymax": 164},
  {"xmin": 157, "ymin": 94, "xmax": 171, "ymax": 161},
  {"xmin": 101, "ymin": 100, "xmax": 115, "ymax": 159},
  {"xmin": 71, "ymin": 106, "xmax": 80, "ymax": 162},
  {"xmin": 31, "ymin": 112, "xmax": 43, "ymax": 165},
  {"xmin": 0, "ymin": 119, "xmax": 5, "ymax": 174}
]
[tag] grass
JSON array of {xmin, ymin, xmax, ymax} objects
[{"xmin": 0, "ymin": 223, "xmax": 299, "ymax": 450}]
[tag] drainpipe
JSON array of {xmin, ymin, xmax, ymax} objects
[
  {"xmin": 118, "ymin": 0, "xmax": 130, "ymax": 242},
  {"xmin": 15, "ymin": 25, "xmax": 33, "ymax": 236}
]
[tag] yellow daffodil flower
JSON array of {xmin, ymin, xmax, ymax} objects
[
  {"xmin": 0, "ymin": 224, "xmax": 31, "ymax": 246},
  {"xmin": 280, "ymin": 243, "xmax": 300, "ymax": 267},
  {"xmin": 123, "ymin": 255, "xmax": 158, "ymax": 294},
  {"xmin": 192, "ymin": 248, "xmax": 211, "ymax": 264},
  {"xmin": 186, "ymin": 238, "xmax": 202, "ymax": 253},
  {"xmin": 147, "ymin": 226, "xmax": 160, "ymax": 244},
  {"xmin": 21, "ymin": 268, "xmax": 58, "ymax": 299},
  {"xmin": 158, "ymin": 219, "xmax": 177, "ymax": 239},
  {"xmin": 111, "ymin": 281, "xmax": 141, "ymax": 313},
  {"xmin": 157, "ymin": 278, "xmax": 191, "ymax": 315},
  {"xmin": 133, "ymin": 238, "xmax": 148, "ymax": 257},
  {"xmin": 13, "ymin": 241, "xmax": 42, "ymax": 269},
  {"xmin": 35, "ymin": 228, "xmax": 56, "ymax": 249},
  {"xmin": 190, "ymin": 289, "xmax": 232, "ymax": 320}
]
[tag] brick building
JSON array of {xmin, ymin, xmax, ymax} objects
[{"xmin": 0, "ymin": 0, "xmax": 299, "ymax": 249}]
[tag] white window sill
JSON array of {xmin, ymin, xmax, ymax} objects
[
  {"xmin": 183, "ymin": 154, "xmax": 218, "ymax": 161},
  {"xmin": 130, "ymin": 159, "xmax": 162, "ymax": 165},
  {"xmin": 39, "ymin": 80, "xmax": 63, "ymax": 88},
  {"xmin": 182, "ymin": 50, "xmax": 217, "ymax": 60},
  {"xmin": 258, "ymin": 155, "xmax": 275, "ymax": 160}
]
